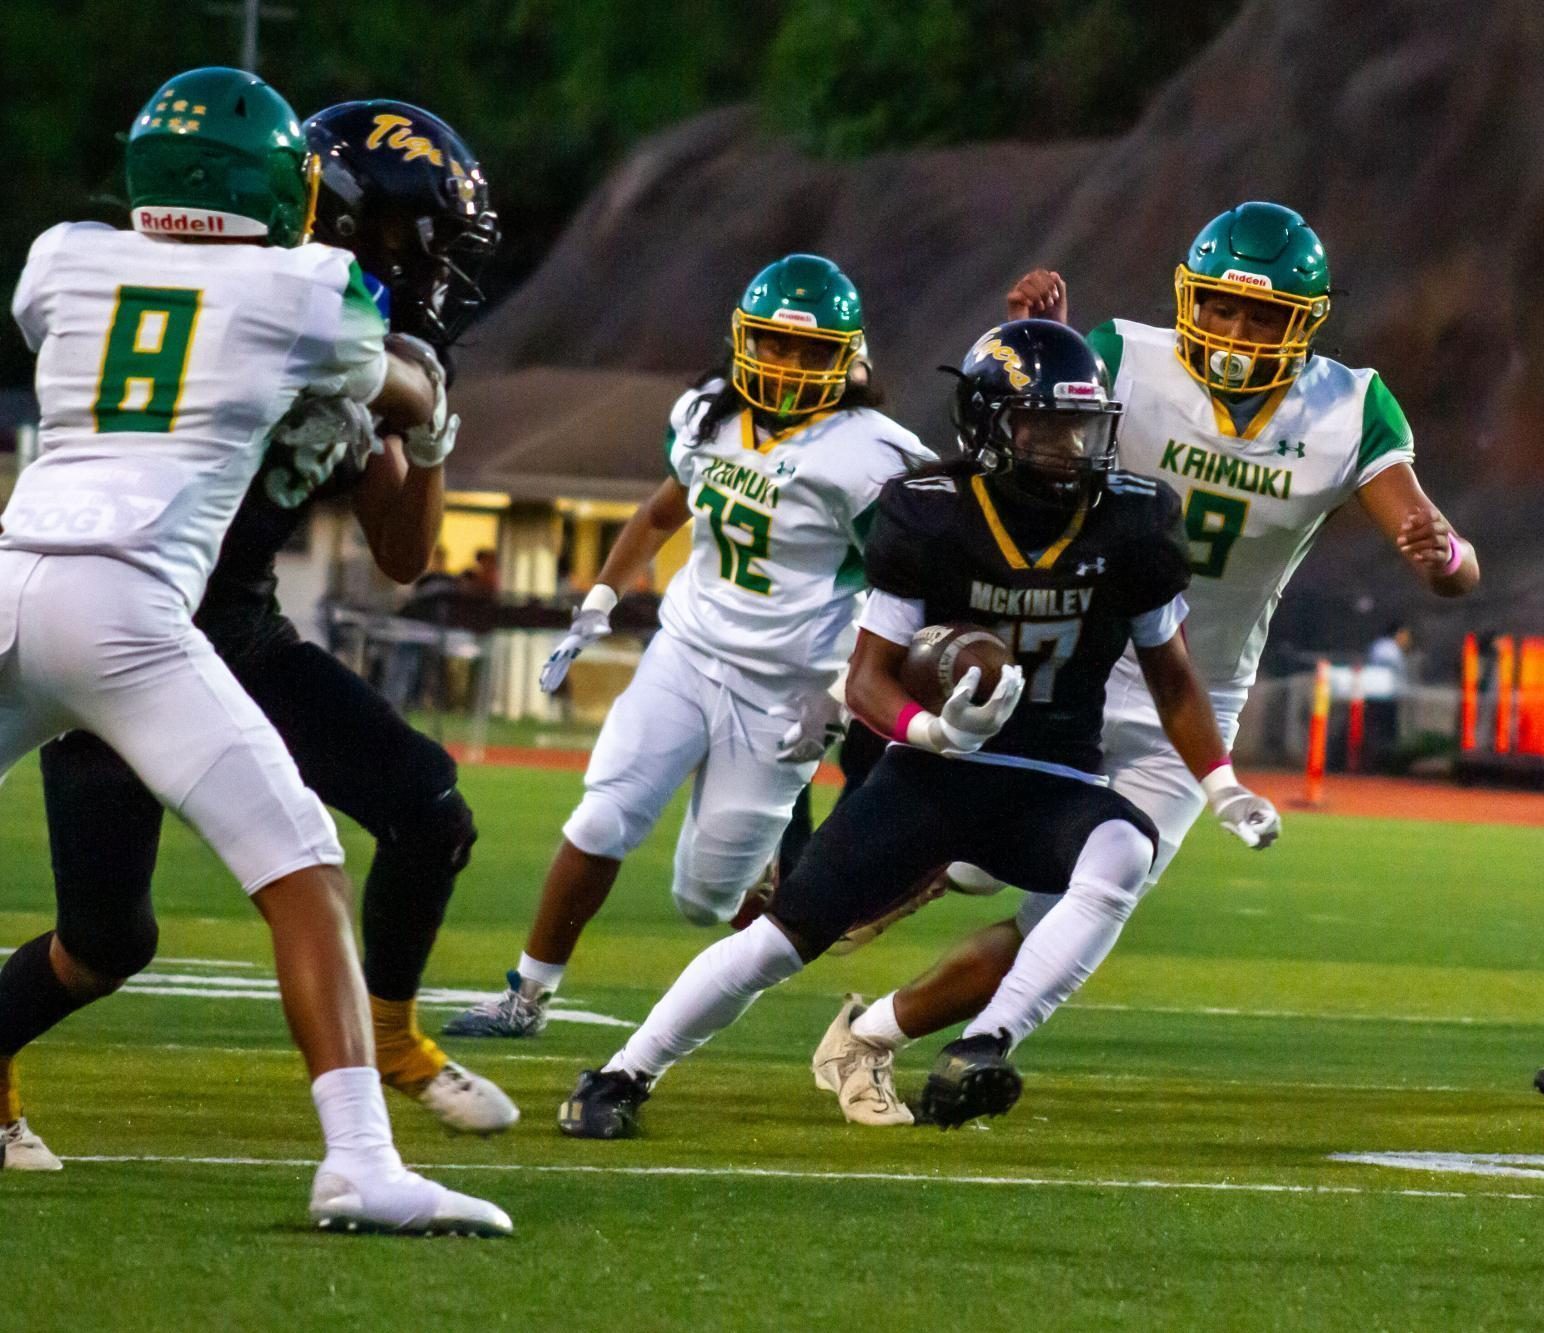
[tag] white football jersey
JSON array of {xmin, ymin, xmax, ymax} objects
[
  {"xmin": 1090, "ymin": 319, "xmax": 1414, "ymax": 696},
  {"xmin": 659, "ymin": 382, "xmax": 933, "ymax": 708},
  {"xmin": 5, "ymin": 222, "xmax": 386, "ymax": 608}
]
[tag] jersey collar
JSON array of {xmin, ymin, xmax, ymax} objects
[
  {"xmin": 970, "ymin": 474, "xmax": 1088, "ymax": 572},
  {"xmin": 1206, "ymin": 381, "xmax": 1291, "ymax": 442},
  {"xmin": 740, "ymin": 409, "xmax": 835, "ymax": 455}
]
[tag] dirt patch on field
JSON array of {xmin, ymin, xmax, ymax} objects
[{"xmin": 447, "ymin": 744, "xmax": 1544, "ymax": 828}]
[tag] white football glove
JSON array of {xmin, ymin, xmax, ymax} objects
[
  {"xmin": 1201, "ymin": 764, "xmax": 1281, "ymax": 849},
  {"xmin": 387, "ymin": 333, "xmax": 459, "ymax": 470},
  {"xmin": 770, "ymin": 690, "xmax": 848, "ymax": 764},
  {"xmin": 264, "ymin": 391, "xmax": 379, "ymax": 509},
  {"xmin": 538, "ymin": 585, "xmax": 618, "ymax": 694},
  {"xmin": 908, "ymin": 665, "xmax": 1025, "ymax": 756}
]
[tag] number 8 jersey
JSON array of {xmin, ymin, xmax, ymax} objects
[
  {"xmin": 659, "ymin": 380, "xmax": 932, "ymax": 709},
  {"xmin": 1089, "ymin": 319, "xmax": 1415, "ymax": 701},
  {"xmin": 4, "ymin": 222, "xmax": 387, "ymax": 610}
]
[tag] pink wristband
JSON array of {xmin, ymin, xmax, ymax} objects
[
  {"xmin": 892, "ymin": 702, "xmax": 924, "ymax": 743},
  {"xmin": 1201, "ymin": 755, "xmax": 1232, "ymax": 778},
  {"xmin": 1440, "ymin": 532, "xmax": 1464, "ymax": 577}
]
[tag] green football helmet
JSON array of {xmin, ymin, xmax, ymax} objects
[
  {"xmin": 1174, "ymin": 201, "xmax": 1332, "ymax": 394},
  {"xmin": 731, "ymin": 253, "xmax": 865, "ymax": 417},
  {"xmin": 126, "ymin": 67, "xmax": 316, "ymax": 247}
]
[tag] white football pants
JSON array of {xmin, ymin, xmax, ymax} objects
[
  {"xmin": 0, "ymin": 551, "xmax": 343, "ymax": 893},
  {"xmin": 562, "ymin": 631, "xmax": 818, "ymax": 925}
]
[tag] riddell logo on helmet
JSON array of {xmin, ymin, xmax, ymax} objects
[
  {"xmin": 1221, "ymin": 268, "xmax": 1273, "ymax": 289},
  {"xmin": 132, "ymin": 207, "xmax": 268, "ymax": 238},
  {"xmin": 771, "ymin": 309, "xmax": 817, "ymax": 326},
  {"xmin": 1053, "ymin": 381, "xmax": 1100, "ymax": 400},
  {"xmin": 137, "ymin": 210, "xmax": 224, "ymax": 234}
]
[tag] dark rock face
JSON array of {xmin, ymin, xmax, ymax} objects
[{"xmin": 458, "ymin": 0, "xmax": 1544, "ymax": 663}]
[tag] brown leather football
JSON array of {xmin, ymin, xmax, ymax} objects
[{"xmin": 899, "ymin": 623, "xmax": 1013, "ymax": 712}]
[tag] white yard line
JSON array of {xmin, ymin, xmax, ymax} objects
[
  {"xmin": 1331, "ymin": 1152, "xmax": 1544, "ymax": 1181},
  {"xmin": 57, "ymin": 1153, "xmax": 1544, "ymax": 1202}
]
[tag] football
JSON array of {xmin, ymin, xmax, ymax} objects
[{"xmin": 899, "ymin": 622, "xmax": 1013, "ymax": 712}]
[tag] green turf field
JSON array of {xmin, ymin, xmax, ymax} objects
[{"xmin": 4, "ymin": 755, "xmax": 1544, "ymax": 1331}]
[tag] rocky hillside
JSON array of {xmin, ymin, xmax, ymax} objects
[{"xmin": 457, "ymin": 0, "xmax": 1544, "ymax": 665}]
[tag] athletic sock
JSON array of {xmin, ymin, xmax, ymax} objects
[
  {"xmin": 312, "ymin": 1066, "xmax": 401, "ymax": 1174},
  {"xmin": 0, "ymin": 1054, "xmax": 17, "ymax": 1125},
  {"xmin": 850, "ymin": 992, "xmax": 909, "ymax": 1051},
  {"xmin": 964, "ymin": 820, "xmax": 1152, "ymax": 1049},
  {"xmin": 370, "ymin": 996, "xmax": 446, "ymax": 1093},
  {"xmin": 605, "ymin": 917, "xmax": 803, "ymax": 1081},
  {"xmin": 0, "ymin": 933, "xmax": 92, "ymax": 1105},
  {"xmin": 515, "ymin": 953, "xmax": 565, "ymax": 998}
]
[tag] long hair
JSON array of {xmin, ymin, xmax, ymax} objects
[{"xmin": 684, "ymin": 358, "xmax": 888, "ymax": 441}]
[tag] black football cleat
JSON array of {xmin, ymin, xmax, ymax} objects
[
  {"xmin": 920, "ymin": 1032, "xmax": 1022, "ymax": 1129},
  {"xmin": 1534, "ymin": 1067, "xmax": 1544, "ymax": 1096},
  {"xmin": 558, "ymin": 1068, "xmax": 652, "ymax": 1140}
]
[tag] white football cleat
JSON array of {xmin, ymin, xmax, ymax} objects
[
  {"xmin": 414, "ymin": 1061, "xmax": 519, "ymax": 1135},
  {"xmin": 812, "ymin": 995, "xmax": 913, "ymax": 1127},
  {"xmin": 309, "ymin": 1159, "xmax": 512, "ymax": 1237},
  {"xmin": 1, "ymin": 1118, "xmax": 63, "ymax": 1171}
]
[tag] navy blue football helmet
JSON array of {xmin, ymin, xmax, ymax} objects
[
  {"xmin": 950, "ymin": 319, "xmax": 1121, "ymax": 506},
  {"xmin": 304, "ymin": 100, "xmax": 499, "ymax": 346}
]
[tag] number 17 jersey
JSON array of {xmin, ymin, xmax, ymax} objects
[{"xmin": 659, "ymin": 381, "xmax": 932, "ymax": 709}]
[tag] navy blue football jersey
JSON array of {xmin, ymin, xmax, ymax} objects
[{"xmin": 865, "ymin": 467, "xmax": 1190, "ymax": 773}]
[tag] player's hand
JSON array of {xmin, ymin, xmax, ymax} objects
[
  {"xmin": 935, "ymin": 665, "xmax": 1025, "ymax": 753},
  {"xmin": 1395, "ymin": 508, "xmax": 1456, "ymax": 573},
  {"xmin": 266, "ymin": 391, "xmax": 379, "ymax": 507},
  {"xmin": 1005, "ymin": 269, "xmax": 1069, "ymax": 323},
  {"xmin": 771, "ymin": 691, "xmax": 848, "ymax": 764},
  {"xmin": 1208, "ymin": 782, "xmax": 1281, "ymax": 849},
  {"xmin": 538, "ymin": 587, "xmax": 618, "ymax": 693},
  {"xmin": 388, "ymin": 333, "xmax": 459, "ymax": 469}
]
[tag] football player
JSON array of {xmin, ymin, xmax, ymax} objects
[
  {"xmin": 444, "ymin": 255, "xmax": 935, "ymax": 1039},
  {"xmin": 556, "ymin": 319, "xmax": 1280, "ymax": 1137},
  {"xmin": 0, "ymin": 68, "xmax": 508, "ymax": 1235},
  {"xmin": 811, "ymin": 202, "xmax": 1480, "ymax": 1122},
  {"xmin": 0, "ymin": 99, "xmax": 513, "ymax": 1168}
]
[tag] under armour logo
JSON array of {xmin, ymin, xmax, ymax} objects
[
  {"xmin": 1076, "ymin": 558, "xmax": 1106, "ymax": 576},
  {"xmin": 773, "ymin": 460, "xmax": 797, "ymax": 477},
  {"xmin": 1276, "ymin": 439, "xmax": 1306, "ymax": 458}
]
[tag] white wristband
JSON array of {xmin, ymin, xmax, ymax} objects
[
  {"xmin": 582, "ymin": 584, "xmax": 619, "ymax": 615},
  {"xmin": 1200, "ymin": 763, "xmax": 1238, "ymax": 803}
]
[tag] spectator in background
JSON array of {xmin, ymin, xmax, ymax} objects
[
  {"xmin": 1367, "ymin": 622, "xmax": 1414, "ymax": 690},
  {"xmin": 467, "ymin": 547, "xmax": 500, "ymax": 597},
  {"xmin": 1365, "ymin": 622, "xmax": 1414, "ymax": 769}
]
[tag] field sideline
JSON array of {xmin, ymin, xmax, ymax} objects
[{"xmin": 4, "ymin": 752, "xmax": 1544, "ymax": 1330}]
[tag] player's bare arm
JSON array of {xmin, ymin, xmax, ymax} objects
[
  {"xmin": 1005, "ymin": 268, "xmax": 1069, "ymax": 323},
  {"xmin": 370, "ymin": 352, "xmax": 437, "ymax": 436},
  {"xmin": 352, "ymin": 434, "xmax": 444, "ymax": 583},
  {"xmin": 1135, "ymin": 633, "xmax": 1229, "ymax": 778},
  {"xmin": 1356, "ymin": 462, "xmax": 1479, "ymax": 597},
  {"xmin": 595, "ymin": 476, "xmax": 693, "ymax": 592},
  {"xmin": 536, "ymin": 477, "xmax": 692, "ymax": 695},
  {"xmin": 845, "ymin": 627, "xmax": 913, "ymax": 736}
]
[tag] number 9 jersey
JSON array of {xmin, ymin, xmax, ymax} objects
[
  {"xmin": 1089, "ymin": 318, "xmax": 1415, "ymax": 701},
  {"xmin": 4, "ymin": 222, "xmax": 387, "ymax": 611},
  {"xmin": 659, "ymin": 380, "xmax": 933, "ymax": 710}
]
